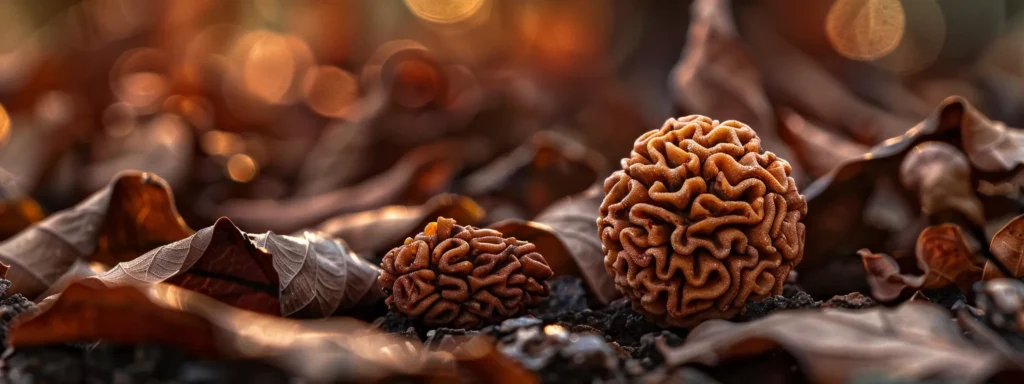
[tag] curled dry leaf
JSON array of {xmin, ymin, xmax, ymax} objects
[
  {"xmin": 98, "ymin": 217, "xmax": 383, "ymax": 317},
  {"xmin": 489, "ymin": 185, "xmax": 619, "ymax": 305},
  {"xmin": 984, "ymin": 213, "xmax": 1024, "ymax": 280},
  {"xmin": 974, "ymin": 278, "xmax": 1024, "ymax": 338},
  {"xmin": 737, "ymin": 3, "xmax": 919, "ymax": 144},
  {"xmin": 659, "ymin": 302, "xmax": 1024, "ymax": 384},
  {"xmin": 9, "ymin": 281, "xmax": 462, "ymax": 382},
  {"xmin": 218, "ymin": 138, "xmax": 493, "ymax": 233},
  {"xmin": 777, "ymin": 108, "xmax": 868, "ymax": 179},
  {"xmin": 0, "ymin": 171, "xmax": 192, "ymax": 299},
  {"xmin": 859, "ymin": 224, "xmax": 983, "ymax": 302},
  {"xmin": 803, "ymin": 96, "xmax": 1024, "ymax": 265},
  {"xmin": 314, "ymin": 193, "xmax": 485, "ymax": 258},
  {"xmin": 899, "ymin": 142, "xmax": 985, "ymax": 225},
  {"xmin": 0, "ymin": 168, "xmax": 43, "ymax": 240},
  {"xmin": 461, "ymin": 130, "xmax": 605, "ymax": 218}
]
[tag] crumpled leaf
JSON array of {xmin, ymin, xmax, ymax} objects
[
  {"xmin": 0, "ymin": 171, "xmax": 192, "ymax": 299},
  {"xmin": 899, "ymin": 141, "xmax": 985, "ymax": 225},
  {"xmin": 461, "ymin": 130, "xmax": 605, "ymax": 219},
  {"xmin": 984, "ymin": 213, "xmax": 1024, "ymax": 280},
  {"xmin": 313, "ymin": 193, "xmax": 485, "ymax": 258},
  {"xmin": 736, "ymin": 3, "xmax": 919, "ymax": 145},
  {"xmin": 803, "ymin": 97, "xmax": 1024, "ymax": 265},
  {"xmin": 97, "ymin": 217, "xmax": 383, "ymax": 317},
  {"xmin": 489, "ymin": 185, "xmax": 618, "ymax": 304},
  {"xmin": 778, "ymin": 108, "xmax": 868, "ymax": 179},
  {"xmin": 0, "ymin": 168, "xmax": 43, "ymax": 240},
  {"xmin": 659, "ymin": 302, "xmax": 1024, "ymax": 384},
  {"xmin": 9, "ymin": 281, "xmax": 463, "ymax": 382},
  {"xmin": 217, "ymin": 138, "xmax": 492, "ymax": 233},
  {"xmin": 860, "ymin": 224, "xmax": 983, "ymax": 301}
]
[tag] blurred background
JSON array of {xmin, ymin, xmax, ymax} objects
[{"xmin": 1, "ymin": 0, "xmax": 1023, "ymax": 234}]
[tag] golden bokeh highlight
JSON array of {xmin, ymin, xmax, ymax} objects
[
  {"xmin": 238, "ymin": 31, "xmax": 296, "ymax": 104},
  {"xmin": 826, "ymin": 0, "xmax": 905, "ymax": 61},
  {"xmin": 110, "ymin": 48, "xmax": 171, "ymax": 111},
  {"xmin": 0, "ymin": 104, "xmax": 9, "ymax": 146},
  {"xmin": 226, "ymin": 153, "xmax": 258, "ymax": 183},
  {"xmin": 404, "ymin": 0, "xmax": 486, "ymax": 24},
  {"xmin": 302, "ymin": 66, "xmax": 358, "ymax": 118},
  {"xmin": 201, "ymin": 131, "xmax": 245, "ymax": 156}
]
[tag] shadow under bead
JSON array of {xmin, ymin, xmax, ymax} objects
[
  {"xmin": 379, "ymin": 217, "xmax": 554, "ymax": 329},
  {"xmin": 598, "ymin": 115, "xmax": 807, "ymax": 328}
]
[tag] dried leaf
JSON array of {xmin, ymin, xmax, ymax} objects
[
  {"xmin": 803, "ymin": 97, "xmax": 1024, "ymax": 265},
  {"xmin": 97, "ymin": 217, "xmax": 383, "ymax": 317},
  {"xmin": 659, "ymin": 302, "xmax": 1024, "ymax": 384},
  {"xmin": 451, "ymin": 336, "xmax": 540, "ymax": 384},
  {"xmin": 985, "ymin": 214, "xmax": 1024, "ymax": 280},
  {"xmin": 0, "ymin": 171, "xmax": 192, "ymax": 299},
  {"xmin": 899, "ymin": 142, "xmax": 985, "ymax": 225},
  {"xmin": 218, "ymin": 138, "xmax": 492, "ymax": 233},
  {"xmin": 489, "ymin": 185, "xmax": 618, "ymax": 304},
  {"xmin": 10, "ymin": 281, "xmax": 451, "ymax": 382},
  {"xmin": 461, "ymin": 130, "xmax": 604, "ymax": 218},
  {"xmin": 737, "ymin": 3, "xmax": 919, "ymax": 144},
  {"xmin": 314, "ymin": 193, "xmax": 485, "ymax": 257},
  {"xmin": 778, "ymin": 108, "xmax": 868, "ymax": 179},
  {"xmin": 859, "ymin": 224, "xmax": 983, "ymax": 301}
]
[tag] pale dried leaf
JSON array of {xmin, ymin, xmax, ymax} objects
[
  {"xmin": 97, "ymin": 217, "xmax": 383, "ymax": 317},
  {"xmin": 660, "ymin": 302, "xmax": 1023, "ymax": 383},
  {"xmin": 0, "ymin": 171, "xmax": 191, "ymax": 299},
  {"xmin": 984, "ymin": 214, "xmax": 1024, "ymax": 280},
  {"xmin": 490, "ymin": 185, "xmax": 618, "ymax": 304},
  {"xmin": 253, "ymin": 229, "xmax": 383, "ymax": 317},
  {"xmin": 899, "ymin": 142, "xmax": 985, "ymax": 225}
]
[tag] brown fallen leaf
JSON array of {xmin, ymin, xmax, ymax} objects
[
  {"xmin": 737, "ymin": 2, "xmax": 920, "ymax": 144},
  {"xmin": 217, "ymin": 138, "xmax": 492, "ymax": 233},
  {"xmin": 900, "ymin": 142, "xmax": 985, "ymax": 225},
  {"xmin": 0, "ymin": 168, "xmax": 43, "ymax": 241},
  {"xmin": 860, "ymin": 224, "xmax": 983, "ymax": 302},
  {"xmin": 777, "ymin": 108, "xmax": 868, "ymax": 179},
  {"xmin": 461, "ymin": 130, "xmax": 605, "ymax": 219},
  {"xmin": 0, "ymin": 171, "xmax": 192, "ymax": 299},
  {"xmin": 97, "ymin": 217, "xmax": 383, "ymax": 317},
  {"xmin": 489, "ymin": 185, "xmax": 618, "ymax": 304},
  {"xmin": 803, "ymin": 97, "xmax": 1024, "ymax": 266},
  {"xmin": 9, "ymin": 281, "xmax": 462, "ymax": 382},
  {"xmin": 314, "ymin": 193, "xmax": 485, "ymax": 258},
  {"xmin": 984, "ymin": 213, "xmax": 1024, "ymax": 280},
  {"xmin": 659, "ymin": 301, "xmax": 1024, "ymax": 384}
]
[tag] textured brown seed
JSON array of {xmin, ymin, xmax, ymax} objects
[
  {"xmin": 598, "ymin": 115, "xmax": 807, "ymax": 328},
  {"xmin": 379, "ymin": 217, "xmax": 554, "ymax": 329}
]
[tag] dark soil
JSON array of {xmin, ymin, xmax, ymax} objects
[{"xmin": 0, "ymin": 277, "xmax": 955, "ymax": 383}]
